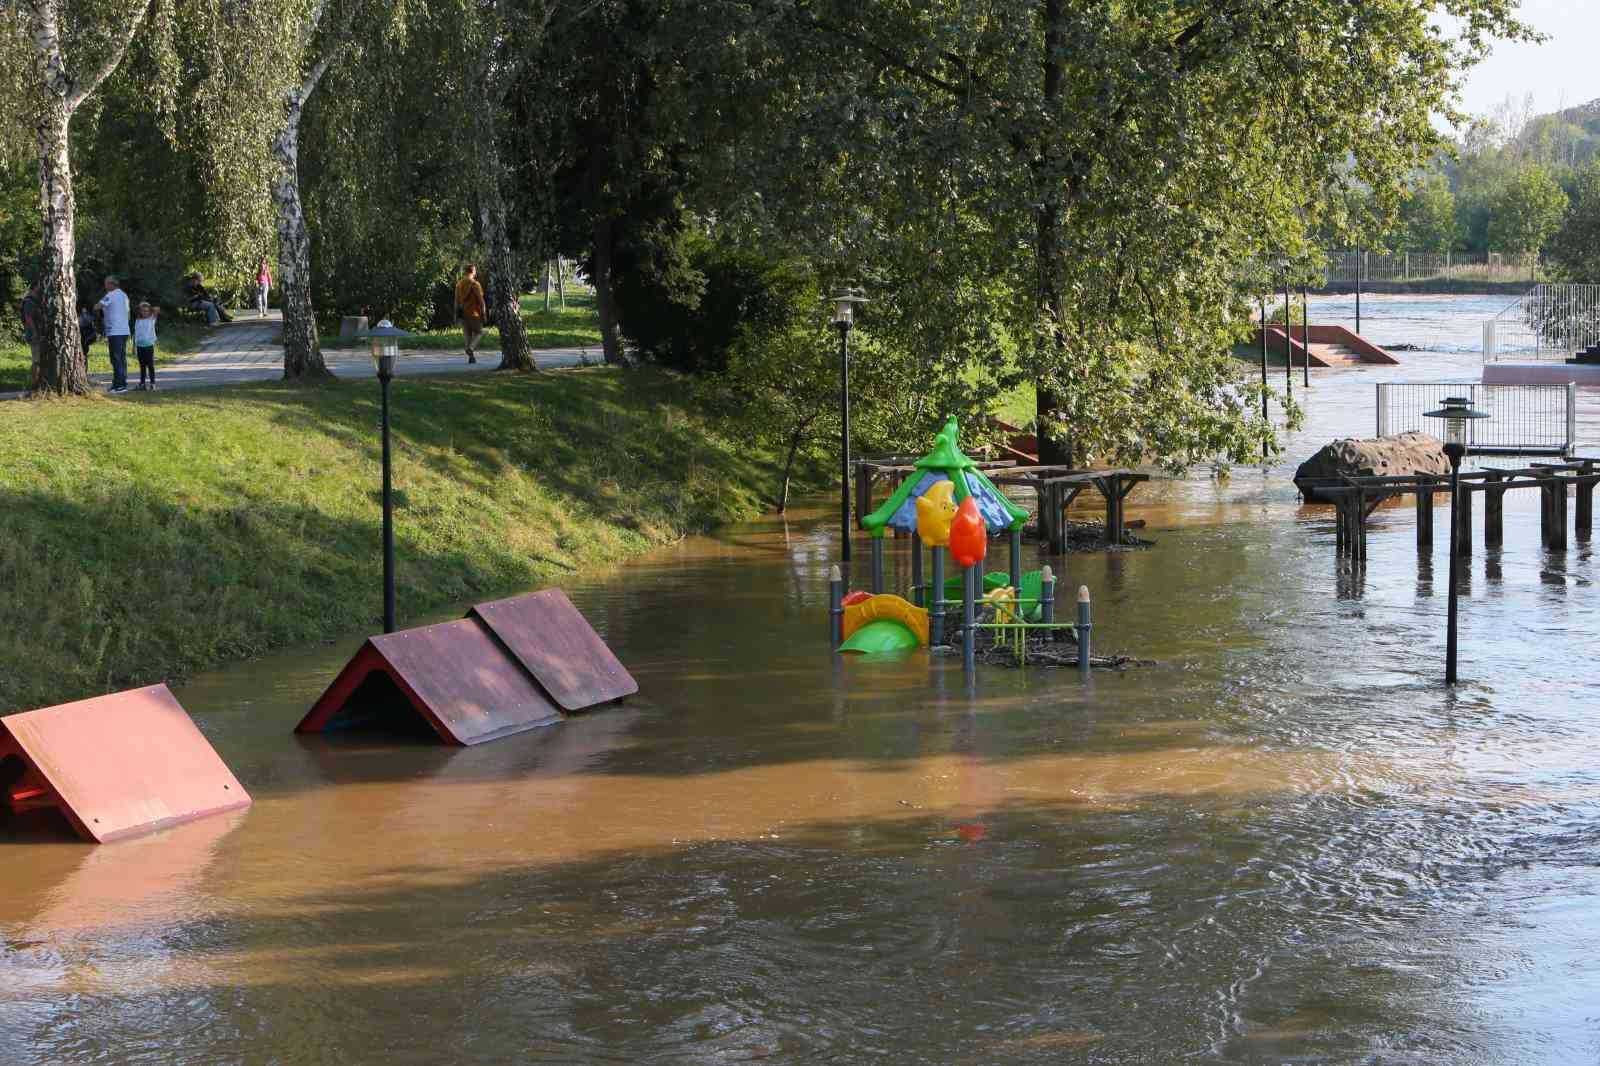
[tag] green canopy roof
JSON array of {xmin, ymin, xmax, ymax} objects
[{"xmin": 861, "ymin": 417, "xmax": 1029, "ymax": 538}]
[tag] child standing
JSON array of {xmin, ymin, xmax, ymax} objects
[{"xmin": 133, "ymin": 302, "xmax": 160, "ymax": 391}]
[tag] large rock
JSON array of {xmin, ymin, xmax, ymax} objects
[{"xmin": 1294, "ymin": 431, "xmax": 1449, "ymax": 500}]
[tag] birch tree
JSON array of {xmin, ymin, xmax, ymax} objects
[
  {"xmin": 471, "ymin": 0, "xmax": 564, "ymax": 373},
  {"xmin": 5, "ymin": 0, "xmax": 160, "ymax": 396},
  {"xmin": 185, "ymin": 0, "xmax": 360, "ymax": 380}
]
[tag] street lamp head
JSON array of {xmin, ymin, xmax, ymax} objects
[
  {"xmin": 830, "ymin": 286, "xmax": 868, "ymax": 327},
  {"xmin": 1423, "ymin": 395, "xmax": 1489, "ymax": 450},
  {"xmin": 363, "ymin": 319, "xmax": 411, "ymax": 379}
]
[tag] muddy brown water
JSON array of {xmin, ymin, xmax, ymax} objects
[{"xmin": 4, "ymin": 307, "xmax": 1600, "ymax": 1063}]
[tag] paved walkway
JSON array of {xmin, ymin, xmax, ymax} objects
[{"xmin": 8, "ymin": 311, "xmax": 598, "ymax": 398}]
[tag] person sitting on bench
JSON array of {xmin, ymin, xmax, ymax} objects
[{"xmin": 185, "ymin": 273, "xmax": 232, "ymax": 324}]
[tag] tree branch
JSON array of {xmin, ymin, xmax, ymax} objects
[{"xmin": 66, "ymin": 0, "xmax": 159, "ymax": 111}]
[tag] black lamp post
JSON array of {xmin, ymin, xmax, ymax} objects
[
  {"xmin": 364, "ymin": 319, "xmax": 411, "ymax": 633},
  {"xmin": 1424, "ymin": 396, "xmax": 1489, "ymax": 684},
  {"xmin": 831, "ymin": 287, "xmax": 868, "ymax": 563},
  {"xmin": 1275, "ymin": 259, "xmax": 1293, "ymax": 400}
]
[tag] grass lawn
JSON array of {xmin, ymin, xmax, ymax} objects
[
  {"xmin": 323, "ymin": 291, "xmax": 605, "ymax": 353},
  {"xmin": 1, "ymin": 317, "xmax": 212, "ymax": 394},
  {"xmin": 0, "ymin": 367, "xmax": 810, "ymax": 712}
]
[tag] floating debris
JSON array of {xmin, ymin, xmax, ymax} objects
[{"xmin": 1022, "ymin": 518, "xmax": 1154, "ymax": 551}]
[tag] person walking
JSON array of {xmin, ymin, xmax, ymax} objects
[
  {"xmin": 20, "ymin": 282, "xmax": 40, "ymax": 370},
  {"xmin": 255, "ymin": 257, "xmax": 272, "ymax": 318},
  {"xmin": 454, "ymin": 263, "xmax": 486, "ymax": 364},
  {"xmin": 133, "ymin": 302, "xmax": 160, "ymax": 390},
  {"xmin": 96, "ymin": 275, "xmax": 131, "ymax": 393}
]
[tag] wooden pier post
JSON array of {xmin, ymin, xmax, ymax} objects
[
  {"xmin": 1455, "ymin": 482, "xmax": 1473, "ymax": 556},
  {"xmin": 1415, "ymin": 483, "xmax": 1434, "ymax": 549},
  {"xmin": 1540, "ymin": 474, "xmax": 1568, "ymax": 551},
  {"xmin": 1483, "ymin": 471, "xmax": 1505, "ymax": 549},
  {"xmin": 1040, "ymin": 482, "xmax": 1058, "ymax": 554},
  {"xmin": 1577, "ymin": 461, "xmax": 1595, "ymax": 539}
]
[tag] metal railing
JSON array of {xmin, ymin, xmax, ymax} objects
[
  {"xmin": 1376, "ymin": 382, "xmax": 1576, "ymax": 457},
  {"xmin": 1326, "ymin": 249, "xmax": 1537, "ymax": 284},
  {"xmin": 1482, "ymin": 283, "xmax": 1600, "ymax": 363}
]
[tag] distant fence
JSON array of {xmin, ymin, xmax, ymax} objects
[
  {"xmin": 1376, "ymin": 382, "xmax": 1576, "ymax": 457},
  {"xmin": 1326, "ymin": 249, "xmax": 1536, "ymax": 285}
]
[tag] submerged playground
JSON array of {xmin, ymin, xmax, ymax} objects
[{"xmin": 5, "ymin": 298, "xmax": 1600, "ymax": 1060}]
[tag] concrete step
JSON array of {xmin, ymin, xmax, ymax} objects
[{"xmin": 1309, "ymin": 343, "xmax": 1364, "ymax": 366}]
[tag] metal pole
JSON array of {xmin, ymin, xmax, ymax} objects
[
  {"xmin": 1259, "ymin": 296, "xmax": 1269, "ymax": 459},
  {"xmin": 829, "ymin": 564, "xmax": 844, "ymax": 647},
  {"xmin": 961, "ymin": 565, "xmax": 976, "ymax": 672},
  {"xmin": 1076, "ymin": 585, "xmax": 1091, "ymax": 674},
  {"xmin": 1008, "ymin": 526, "xmax": 1023, "ymax": 597},
  {"xmin": 911, "ymin": 531, "xmax": 924, "ymax": 606},
  {"xmin": 870, "ymin": 536, "xmax": 884, "ymax": 594},
  {"xmin": 1445, "ymin": 446, "xmax": 1463, "ymax": 684},
  {"xmin": 838, "ymin": 321, "xmax": 852, "ymax": 562},
  {"xmin": 1283, "ymin": 277, "xmax": 1292, "ymax": 400},
  {"xmin": 380, "ymin": 367, "xmax": 396, "ymax": 634},
  {"xmin": 1301, "ymin": 282, "xmax": 1310, "ymax": 387},
  {"xmin": 930, "ymin": 547, "xmax": 945, "ymax": 645},
  {"xmin": 1355, "ymin": 250, "xmax": 1362, "ymax": 334},
  {"xmin": 1040, "ymin": 564, "xmax": 1056, "ymax": 640}
]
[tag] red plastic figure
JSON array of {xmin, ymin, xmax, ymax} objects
[{"xmin": 948, "ymin": 496, "xmax": 986, "ymax": 569}]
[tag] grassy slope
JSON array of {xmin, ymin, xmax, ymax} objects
[{"xmin": 0, "ymin": 367, "xmax": 800, "ymax": 712}]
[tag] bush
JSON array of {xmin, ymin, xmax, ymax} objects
[{"xmin": 616, "ymin": 231, "xmax": 816, "ymax": 376}]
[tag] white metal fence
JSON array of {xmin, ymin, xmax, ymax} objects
[
  {"xmin": 1481, "ymin": 284, "xmax": 1600, "ymax": 363},
  {"xmin": 1327, "ymin": 249, "xmax": 1537, "ymax": 284},
  {"xmin": 1376, "ymin": 382, "xmax": 1577, "ymax": 457}
]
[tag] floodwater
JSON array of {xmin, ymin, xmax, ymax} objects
[{"xmin": 4, "ymin": 296, "xmax": 1600, "ymax": 1063}]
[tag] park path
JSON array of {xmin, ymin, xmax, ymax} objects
[
  {"xmin": 5, "ymin": 310, "xmax": 598, "ymax": 399},
  {"xmin": 123, "ymin": 311, "xmax": 598, "ymax": 391}
]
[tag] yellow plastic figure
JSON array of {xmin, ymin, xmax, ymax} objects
[
  {"xmin": 915, "ymin": 479, "xmax": 959, "ymax": 546},
  {"xmin": 984, "ymin": 585, "xmax": 1020, "ymax": 625}
]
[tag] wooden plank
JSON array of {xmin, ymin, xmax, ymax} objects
[
  {"xmin": 469, "ymin": 589, "xmax": 638, "ymax": 712},
  {"xmin": 1, "ymin": 684, "xmax": 250, "ymax": 843}
]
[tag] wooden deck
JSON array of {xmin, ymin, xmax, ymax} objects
[{"xmin": 1320, "ymin": 460, "xmax": 1599, "ymax": 559}]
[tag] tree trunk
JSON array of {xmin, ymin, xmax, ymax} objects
[
  {"xmin": 1033, "ymin": 0, "xmax": 1071, "ymax": 466},
  {"xmin": 482, "ymin": 170, "xmax": 533, "ymax": 371},
  {"xmin": 543, "ymin": 260, "xmax": 552, "ymax": 311},
  {"xmin": 776, "ymin": 424, "xmax": 807, "ymax": 514},
  {"xmin": 31, "ymin": 100, "xmax": 87, "ymax": 397},
  {"xmin": 272, "ymin": 97, "xmax": 329, "ymax": 381},
  {"xmin": 556, "ymin": 256, "xmax": 566, "ymax": 309},
  {"xmin": 591, "ymin": 215, "xmax": 625, "ymax": 365}
]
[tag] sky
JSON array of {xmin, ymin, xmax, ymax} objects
[{"xmin": 1449, "ymin": 0, "xmax": 1600, "ymax": 121}]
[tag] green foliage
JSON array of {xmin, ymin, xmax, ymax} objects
[
  {"xmin": 1487, "ymin": 164, "xmax": 1568, "ymax": 260},
  {"xmin": 1402, "ymin": 175, "xmax": 1459, "ymax": 253},
  {"xmin": 617, "ymin": 230, "xmax": 811, "ymax": 377},
  {"xmin": 0, "ymin": 368, "xmax": 795, "ymax": 711},
  {"xmin": 1548, "ymin": 159, "xmax": 1600, "ymax": 283}
]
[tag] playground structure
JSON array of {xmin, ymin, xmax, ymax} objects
[{"xmin": 829, "ymin": 417, "xmax": 1095, "ymax": 672}]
